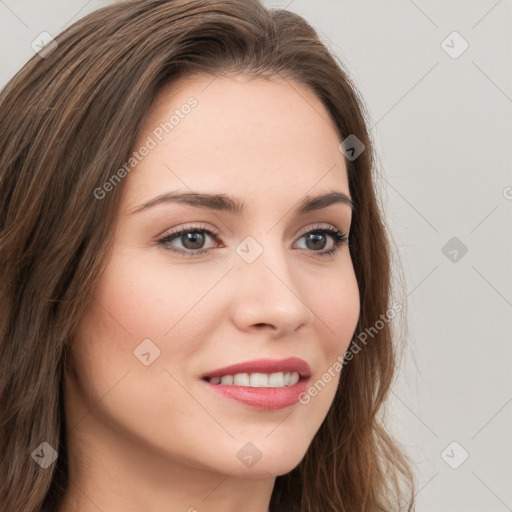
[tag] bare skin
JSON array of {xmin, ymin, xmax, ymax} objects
[{"xmin": 59, "ymin": 74, "xmax": 360, "ymax": 512}]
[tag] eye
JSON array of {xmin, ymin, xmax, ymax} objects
[
  {"xmin": 157, "ymin": 223, "xmax": 349, "ymax": 257},
  {"xmin": 157, "ymin": 224, "xmax": 220, "ymax": 255},
  {"xmin": 294, "ymin": 224, "xmax": 349, "ymax": 258}
]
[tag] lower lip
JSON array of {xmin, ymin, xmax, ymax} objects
[{"xmin": 201, "ymin": 378, "xmax": 309, "ymax": 410}]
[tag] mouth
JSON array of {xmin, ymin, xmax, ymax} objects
[
  {"xmin": 199, "ymin": 358, "xmax": 311, "ymax": 410},
  {"xmin": 203, "ymin": 370, "xmax": 304, "ymax": 387},
  {"xmin": 200, "ymin": 357, "xmax": 311, "ymax": 386}
]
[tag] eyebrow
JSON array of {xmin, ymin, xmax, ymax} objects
[{"xmin": 129, "ymin": 189, "xmax": 354, "ymax": 216}]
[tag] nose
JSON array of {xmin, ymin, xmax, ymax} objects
[{"xmin": 230, "ymin": 238, "xmax": 314, "ymax": 337}]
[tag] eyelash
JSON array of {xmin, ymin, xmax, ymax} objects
[{"xmin": 157, "ymin": 223, "xmax": 349, "ymax": 258}]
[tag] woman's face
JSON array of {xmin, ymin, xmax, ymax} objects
[{"xmin": 66, "ymin": 74, "xmax": 360, "ymax": 484}]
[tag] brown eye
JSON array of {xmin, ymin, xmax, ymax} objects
[
  {"xmin": 304, "ymin": 232, "xmax": 329, "ymax": 251},
  {"xmin": 157, "ymin": 225, "xmax": 220, "ymax": 255},
  {"xmin": 294, "ymin": 226, "xmax": 349, "ymax": 257}
]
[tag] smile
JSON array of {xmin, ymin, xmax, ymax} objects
[{"xmin": 205, "ymin": 371, "xmax": 300, "ymax": 388}]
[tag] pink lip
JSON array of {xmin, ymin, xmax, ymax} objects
[
  {"xmin": 201, "ymin": 378, "xmax": 309, "ymax": 410},
  {"xmin": 201, "ymin": 357, "xmax": 311, "ymax": 379},
  {"xmin": 200, "ymin": 357, "xmax": 311, "ymax": 411}
]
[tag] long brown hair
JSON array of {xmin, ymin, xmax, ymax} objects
[{"xmin": 0, "ymin": 1, "xmax": 416, "ymax": 510}]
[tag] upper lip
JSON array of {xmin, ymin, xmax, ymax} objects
[{"xmin": 201, "ymin": 357, "xmax": 311, "ymax": 379}]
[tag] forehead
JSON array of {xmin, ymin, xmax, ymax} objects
[{"xmin": 123, "ymin": 74, "xmax": 349, "ymax": 207}]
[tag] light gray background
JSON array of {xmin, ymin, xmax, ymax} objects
[{"xmin": 1, "ymin": 1, "xmax": 511, "ymax": 510}]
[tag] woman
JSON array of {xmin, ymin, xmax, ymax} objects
[{"xmin": 0, "ymin": 0, "xmax": 416, "ymax": 510}]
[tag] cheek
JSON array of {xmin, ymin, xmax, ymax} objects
[
  {"xmin": 91, "ymin": 250, "xmax": 205, "ymax": 338},
  {"xmin": 81, "ymin": 249, "xmax": 231, "ymax": 373},
  {"xmin": 67, "ymin": 253, "xmax": 215, "ymax": 438},
  {"xmin": 310, "ymin": 258, "xmax": 360, "ymax": 353},
  {"xmin": 92, "ymin": 253, "xmax": 170, "ymax": 336},
  {"xmin": 300, "ymin": 258, "xmax": 359, "ymax": 406}
]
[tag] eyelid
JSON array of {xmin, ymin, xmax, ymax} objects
[
  {"xmin": 159, "ymin": 222, "xmax": 347, "ymax": 240},
  {"xmin": 158, "ymin": 223, "xmax": 219, "ymax": 241},
  {"xmin": 296, "ymin": 222, "xmax": 346, "ymax": 237}
]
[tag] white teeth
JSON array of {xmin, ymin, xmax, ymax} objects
[
  {"xmin": 233, "ymin": 373, "xmax": 249, "ymax": 386},
  {"xmin": 207, "ymin": 371, "xmax": 301, "ymax": 388},
  {"xmin": 250, "ymin": 373, "xmax": 268, "ymax": 387},
  {"xmin": 220, "ymin": 375, "xmax": 233, "ymax": 385},
  {"xmin": 289, "ymin": 372, "xmax": 300, "ymax": 386},
  {"xmin": 268, "ymin": 372, "xmax": 284, "ymax": 387}
]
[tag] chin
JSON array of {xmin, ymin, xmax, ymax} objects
[{"xmin": 232, "ymin": 438, "xmax": 310, "ymax": 477}]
